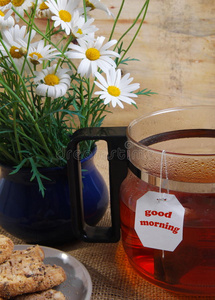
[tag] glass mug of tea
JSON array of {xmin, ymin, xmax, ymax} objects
[{"xmin": 67, "ymin": 105, "xmax": 215, "ymax": 296}]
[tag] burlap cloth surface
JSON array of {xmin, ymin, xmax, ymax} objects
[{"xmin": 0, "ymin": 223, "xmax": 212, "ymax": 300}]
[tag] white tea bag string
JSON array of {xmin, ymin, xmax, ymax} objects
[
  {"xmin": 159, "ymin": 150, "xmax": 169, "ymax": 259},
  {"xmin": 159, "ymin": 150, "xmax": 169, "ymax": 198}
]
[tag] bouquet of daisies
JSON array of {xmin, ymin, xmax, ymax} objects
[{"xmin": 0, "ymin": 0, "xmax": 152, "ymax": 194}]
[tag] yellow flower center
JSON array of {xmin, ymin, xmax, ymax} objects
[
  {"xmin": 19, "ymin": 47, "xmax": 27, "ymax": 56},
  {"xmin": 11, "ymin": 0, "xmax": 25, "ymax": 7},
  {"xmin": 0, "ymin": 10, "xmax": 5, "ymax": 17},
  {"xmin": 44, "ymin": 74, "xmax": 59, "ymax": 86},
  {"xmin": 59, "ymin": 10, "xmax": 71, "ymax": 22},
  {"xmin": 107, "ymin": 86, "xmax": 121, "ymax": 97},
  {"xmin": 86, "ymin": 0, "xmax": 95, "ymax": 10},
  {"xmin": 29, "ymin": 52, "xmax": 43, "ymax": 65},
  {"xmin": 77, "ymin": 28, "xmax": 83, "ymax": 35},
  {"xmin": 0, "ymin": 0, "xmax": 10, "ymax": 6},
  {"xmin": 39, "ymin": 1, "xmax": 49, "ymax": 10},
  {"xmin": 10, "ymin": 46, "xmax": 23, "ymax": 59},
  {"xmin": 85, "ymin": 48, "xmax": 100, "ymax": 61}
]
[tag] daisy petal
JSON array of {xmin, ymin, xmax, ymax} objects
[{"xmin": 95, "ymin": 72, "xmax": 109, "ymax": 89}]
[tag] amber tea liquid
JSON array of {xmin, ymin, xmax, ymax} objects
[{"xmin": 120, "ymin": 129, "xmax": 215, "ymax": 295}]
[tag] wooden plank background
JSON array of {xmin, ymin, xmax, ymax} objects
[
  {"xmin": 89, "ymin": 0, "xmax": 215, "ymax": 126},
  {"xmin": 34, "ymin": 0, "xmax": 215, "ymax": 126}
]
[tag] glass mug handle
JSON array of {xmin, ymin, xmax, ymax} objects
[{"xmin": 67, "ymin": 127, "xmax": 128, "ymax": 242}]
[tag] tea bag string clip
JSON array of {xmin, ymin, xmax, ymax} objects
[{"xmin": 158, "ymin": 150, "xmax": 169, "ymax": 201}]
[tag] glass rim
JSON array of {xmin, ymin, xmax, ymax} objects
[{"xmin": 126, "ymin": 105, "xmax": 215, "ymax": 157}]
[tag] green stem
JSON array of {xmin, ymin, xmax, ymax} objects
[
  {"xmin": 12, "ymin": 102, "xmax": 22, "ymax": 161},
  {"xmin": 90, "ymin": 103, "xmax": 108, "ymax": 127},
  {"xmin": 16, "ymin": 127, "xmax": 50, "ymax": 150},
  {"xmin": 114, "ymin": 0, "xmax": 148, "ymax": 50},
  {"xmin": 44, "ymin": 96, "xmax": 52, "ymax": 131},
  {"xmin": 82, "ymin": 0, "xmax": 88, "ymax": 22},
  {"xmin": 117, "ymin": 0, "xmax": 150, "ymax": 65},
  {"xmin": 85, "ymin": 78, "xmax": 91, "ymax": 127},
  {"xmin": 20, "ymin": 7, "xmax": 38, "ymax": 76},
  {"xmin": 0, "ymin": 145, "xmax": 18, "ymax": 164},
  {"xmin": 79, "ymin": 80, "xmax": 85, "ymax": 107},
  {"xmin": 0, "ymin": 38, "xmax": 37, "ymax": 117},
  {"xmin": 55, "ymin": 34, "xmax": 76, "ymax": 71},
  {"xmin": 109, "ymin": 0, "xmax": 125, "ymax": 41},
  {"xmin": 0, "ymin": 79, "xmax": 52, "ymax": 156}
]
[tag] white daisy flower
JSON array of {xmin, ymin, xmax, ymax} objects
[
  {"xmin": 86, "ymin": 0, "xmax": 114, "ymax": 18},
  {"xmin": 0, "ymin": 6, "xmax": 14, "ymax": 30},
  {"xmin": 34, "ymin": 64, "xmax": 71, "ymax": 98},
  {"xmin": 94, "ymin": 68, "xmax": 140, "ymax": 108},
  {"xmin": 0, "ymin": 25, "xmax": 36, "ymax": 71},
  {"xmin": 71, "ymin": 12, "xmax": 98, "ymax": 40},
  {"xmin": 35, "ymin": 0, "xmax": 52, "ymax": 18},
  {"xmin": 11, "ymin": 0, "xmax": 34, "ymax": 21},
  {"xmin": 2, "ymin": 24, "xmax": 36, "ymax": 46},
  {"xmin": 46, "ymin": 0, "xmax": 80, "ymax": 35},
  {"xmin": 27, "ymin": 40, "xmax": 60, "ymax": 66},
  {"xmin": 66, "ymin": 35, "xmax": 120, "ymax": 77}
]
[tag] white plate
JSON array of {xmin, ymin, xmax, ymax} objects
[{"xmin": 14, "ymin": 244, "xmax": 92, "ymax": 300}]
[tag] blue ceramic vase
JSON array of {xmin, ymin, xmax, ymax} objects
[{"xmin": 0, "ymin": 147, "xmax": 109, "ymax": 245}]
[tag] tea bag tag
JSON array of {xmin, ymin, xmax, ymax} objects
[
  {"xmin": 134, "ymin": 191, "xmax": 185, "ymax": 251},
  {"xmin": 134, "ymin": 151, "xmax": 185, "ymax": 252}
]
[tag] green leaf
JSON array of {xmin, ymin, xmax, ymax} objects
[
  {"xmin": 28, "ymin": 157, "xmax": 51, "ymax": 197},
  {"xmin": 10, "ymin": 158, "xmax": 29, "ymax": 174},
  {"xmin": 136, "ymin": 89, "xmax": 157, "ymax": 96},
  {"xmin": 119, "ymin": 57, "xmax": 140, "ymax": 65}
]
